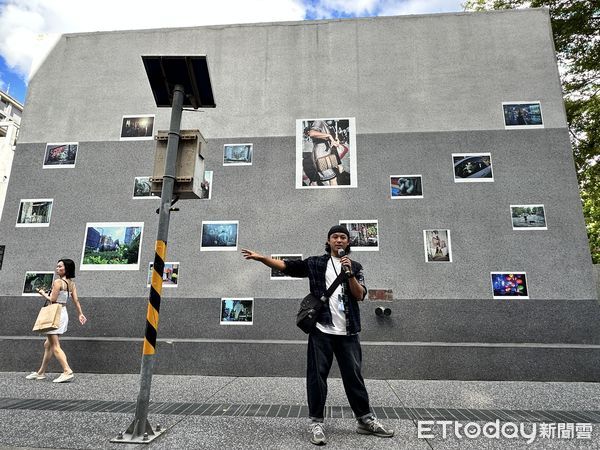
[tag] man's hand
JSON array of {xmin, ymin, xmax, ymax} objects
[{"xmin": 241, "ymin": 248, "xmax": 263, "ymax": 261}]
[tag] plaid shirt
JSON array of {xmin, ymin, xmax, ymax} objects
[{"xmin": 283, "ymin": 254, "xmax": 367, "ymax": 335}]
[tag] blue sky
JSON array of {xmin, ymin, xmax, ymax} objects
[{"xmin": 0, "ymin": 0, "xmax": 465, "ymax": 105}]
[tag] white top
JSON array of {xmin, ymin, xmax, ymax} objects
[
  {"xmin": 316, "ymin": 257, "xmax": 347, "ymax": 336},
  {"xmin": 56, "ymin": 279, "xmax": 70, "ymax": 304}
]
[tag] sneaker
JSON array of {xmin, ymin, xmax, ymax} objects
[
  {"xmin": 52, "ymin": 372, "xmax": 74, "ymax": 383},
  {"xmin": 357, "ymin": 417, "xmax": 394, "ymax": 437},
  {"xmin": 25, "ymin": 372, "xmax": 46, "ymax": 380},
  {"xmin": 309, "ymin": 422, "xmax": 326, "ymax": 445}
]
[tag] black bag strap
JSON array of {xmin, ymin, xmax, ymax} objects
[{"xmin": 321, "ymin": 272, "xmax": 346, "ymax": 302}]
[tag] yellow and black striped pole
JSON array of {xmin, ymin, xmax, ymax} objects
[{"xmin": 117, "ymin": 84, "xmax": 184, "ymax": 444}]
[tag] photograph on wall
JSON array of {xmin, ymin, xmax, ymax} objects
[
  {"xmin": 146, "ymin": 262, "xmax": 179, "ymax": 288},
  {"xmin": 270, "ymin": 254, "xmax": 303, "ymax": 280},
  {"xmin": 0, "ymin": 245, "xmax": 4, "ymax": 270},
  {"xmin": 296, "ymin": 118, "xmax": 357, "ymax": 189},
  {"xmin": 502, "ymin": 102, "xmax": 543, "ymax": 129},
  {"xmin": 199, "ymin": 171, "xmax": 213, "ymax": 200},
  {"xmin": 15, "ymin": 199, "xmax": 53, "ymax": 227},
  {"xmin": 80, "ymin": 222, "xmax": 144, "ymax": 270},
  {"xmin": 120, "ymin": 115, "xmax": 155, "ymax": 140},
  {"xmin": 22, "ymin": 271, "xmax": 54, "ymax": 296},
  {"xmin": 453, "ymin": 153, "xmax": 494, "ymax": 182},
  {"xmin": 390, "ymin": 175, "xmax": 423, "ymax": 199},
  {"xmin": 133, "ymin": 176, "xmax": 157, "ymax": 199},
  {"xmin": 43, "ymin": 142, "xmax": 78, "ymax": 168},
  {"xmin": 491, "ymin": 272, "xmax": 529, "ymax": 299},
  {"xmin": 423, "ymin": 229, "xmax": 452, "ymax": 262},
  {"xmin": 220, "ymin": 298, "xmax": 253, "ymax": 325},
  {"xmin": 201, "ymin": 221, "xmax": 238, "ymax": 251},
  {"xmin": 339, "ymin": 220, "xmax": 379, "ymax": 251},
  {"xmin": 223, "ymin": 144, "xmax": 253, "ymax": 166},
  {"xmin": 510, "ymin": 205, "xmax": 547, "ymax": 230}
]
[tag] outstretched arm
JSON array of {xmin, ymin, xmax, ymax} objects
[{"xmin": 241, "ymin": 248, "xmax": 286, "ymax": 271}]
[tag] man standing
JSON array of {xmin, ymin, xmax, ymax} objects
[{"xmin": 241, "ymin": 225, "xmax": 394, "ymax": 446}]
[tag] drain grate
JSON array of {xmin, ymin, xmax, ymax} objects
[{"xmin": 0, "ymin": 397, "xmax": 598, "ymax": 423}]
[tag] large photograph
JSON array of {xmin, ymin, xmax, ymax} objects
[
  {"xmin": 270, "ymin": 254, "xmax": 303, "ymax": 280},
  {"xmin": 43, "ymin": 142, "xmax": 78, "ymax": 168},
  {"xmin": 510, "ymin": 205, "xmax": 547, "ymax": 230},
  {"xmin": 220, "ymin": 298, "xmax": 254, "ymax": 325},
  {"xmin": 339, "ymin": 220, "xmax": 379, "ymax": 251},
  {"xmin": 296, "ymin": 118, "xmax": 357, "ymax": 188},
  {"xmin": 223, "ymin": 144, "xmax": 253, "ymax": 166},
  {"xmin": 22, "ymin": 271, "xmax": 54, "ymax": 296},
  {"xmin": 423, "ymin": 229, "xmax": 452, "ymax": 262},
  {"xmin": 147, "ymin": 262, "xmax": 179, "ymax": 288},
  {"xmin": 390, "ymin": 175, "xmax": 423, "ymax": 199},
  {"xmin": 80, "ymin": 222, "xmax": 144, "ymax": 270},
  {"xmin": 15, "ymin": 199, "xmax": 53, "ymax": 227},
  {"xmin": 502, "ymin": 102, "xmax": 543, "ymax": 128},
  {"xmin": 201, "ymin": 221, "xmax": 238, "ymax": 251},
  {"xmin": 120, "ymin": 115, "xmax": 154, "ymax": 140},
  {"xmin": 453, "ymin": 153, "xmax": 494, "ymax": 182},
  {"xmin": 491, "ymin": 272, "xmax": 529, "ymax": 299}
]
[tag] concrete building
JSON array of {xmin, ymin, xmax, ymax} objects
[
  {"xmin": 0, "ymin": 90, "xmax": 23, "ymax": 222},
  {"xmin": 0, "ymin": 9, "xmax": 598, "ymax": 380}
]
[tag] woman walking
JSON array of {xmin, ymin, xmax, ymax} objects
[{"xmin": 26, "ymin": 259, "xmax": 87, "ymax": 383}]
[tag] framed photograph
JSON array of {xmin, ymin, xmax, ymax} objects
[
  {"xmin": 43, "ymin": 142, "xmax": 78, "ymax": 168},
  {"xmin": 132, "ymin": 176, "xmax": 157, "ymax": 199},
  {"xmin": 199, "ymin": 171, "xmax": 213, "ymax": 200},
  {"xmin": 0, "ymin": 245, "xmax": 4, "ymax": 270},
  {"xmin": 491, "ymin": 272, "xmax": 529, "ymax": 299},
  {"xmin": 390, "ymin": 175, "xmax": 423, "ymax": 199},
  {"xmin": 80, "ymin": 222, "xmax": 144, "ymax": 270},
  {"xmin": 223, "ymin": 144, "xmax": 253, "ymax": 166},
  {"xmin": 147, "ymin": 262, "xmax": 179, "ymax": 288},
  {"xmin": 16, "ymin": 199, "xmax": 53, "ymax": 227},
  {"xmin": 510, "ymin": 205, "xmax": 547, "ymax": 230},
  {"xmin": 270, "ymin": 254, "xmax": 303, "ymax": 280},
  {"xmin": 423, "ymin": 229, "xmax": 452, "ymax": 262},
  {"xmin": 220, "ymin": 298, "xmax": 254, "ymax": 325},
  {"xmin": 201, "ymin": 221, "xmax": 238, "ymax": 251},
  {"xmin": 452, "ymin": 153, "xmax": 494, "ymax": 182},
  {"xmin": 120, "ymin": 115, "xmax": 155, "ymax": 140},
  {"xmin": 296, "ymin": 118, "xmax": 357, "ymax": 189},
  {"xmin": 502, "ymin": 102, "xmax": 543, "ymax": 129},
  {"xmin": 339, "ymin": 220, "xmax": 379, "ymax": 251},
  {"xmin": 22, "ymin": 271, "xmax": 54, "ymax": 296}
]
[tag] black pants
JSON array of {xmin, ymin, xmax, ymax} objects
[{"xmin": 307, "ymin": 328, "xmax": 372, "ymax": 421}]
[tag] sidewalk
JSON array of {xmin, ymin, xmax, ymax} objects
[{"xmin": 0, "ymin": 372, "xmax": 598, "ymax": 449}]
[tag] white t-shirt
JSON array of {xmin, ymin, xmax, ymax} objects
[{"xmin": 316, "ymin": 257, "xmax": 347, "ymax": 335}]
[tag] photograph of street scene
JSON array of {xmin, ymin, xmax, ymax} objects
[
  {"xmin": 503, "ymin": 102, "xmax": 543, "ymax": 128},
  {"xmin": 453, "ymin": 153, "xmax": 494, "ymax": 182},
  {"xmin": 22, "ymin": 271, "xmax": 54, "ymax": 296},
  {"xmin": 15, "ymin": 199, "xmax": 53, "ymax": 227},
  {"xmin": 120, "ymin": 115, "xmax": 154, "ymax": 140},
  {"xmin": 223, "ymin": 144, "xmax": 253, "ymax": 165},
  {"xmin": 201, "ymin": 221, "xmax": 238, "ymax": 251},
  {"xmin": 491, "ymin": 272, "xmax": 529, "ymax": 299},
  {"xmin": 220, "ymin": 298, "xmax": 253, "ymax": 325},
  {"xmin": 133, "ymin": 176, "xmax": 156, "ymax": 198},
  {"xmin": 43, "ymin": 142, "xmax": 78, "ymax": 168},
  {"xmin": 147, "ymin": 262, "xmax": 179, "ymax": 287},
  {"xmin": 339, "ymin": 220, "xmax": 379, "ymax": 251},
  {"xmin": 81, "ymin": 222, "xmax": 143, "ymax": 270},
  {"xmin": 511, "ymin": 205, "xmax": 547, "ymax": 230}
]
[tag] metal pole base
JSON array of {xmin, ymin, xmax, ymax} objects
[{"xmin": 110, "ymin": 418, "xmax": 166, "ymax": 444}]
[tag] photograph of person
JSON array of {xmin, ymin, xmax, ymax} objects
[
  {"xmin": 502, "ymin": 102, "xmax": 543, "ymax": 128},
  {"xmin": 223, "ymin": 144, "xmax": 253, "ymax": 166},
  {"xmin": 339, "ymin": 220, "xmax": 379, "ymax": 251},
  {"xmin": 132, "ymin": 177, "xmax": 157, "ymax": 199},
  {"xmin": 491, "ymin": 272, "xmax": 529, "ymax": 299},
  {"xmin": 120, "ymin": 115, "xmax": 154, "ymax": 140},
  {"xmin": 452, "ymin": 153, "xmax": 494, "ymax": 182},
  {"xmin": 296, "ymin": 118, "xmax": 357, "ymax": 188},
  {"xmin": 43, "ymin": 143, "xmax": 78, "ymax": 168},
  {"xmin": 80, "ymin": 222, "xmax": 143, "ymax": 270},
  {"xmin": 22, "ymin": 271, "xmax": 54, "ymax": 296},
  {"xmin": 390, "ymin": 175, "xmax": 423, "ymax": 199},
  {"xmin": 220, "ymin": 298, "xmax": 253, "ymax": 324},
  {"xmin": 423, "ymin": 229, "xmax": 452, "ymax": 262},
  {"xmin": 146, "ymin": 262, "xmax": 179, "ymax": 287},
  {"xmin": 270, "ymin": 254, "xmax": 303, "ymax": 280},
  {"xmin": 15, "ymin": 199, "xmax": 53, "ymax": 227},
  {"xmin": 201, "ymin": 221, "xmax": 238, "ymax": 251},
  {"xmin": 510, "ymin": 205, "xmax": 547, "ymax": 230}
]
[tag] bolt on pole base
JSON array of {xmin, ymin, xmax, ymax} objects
[{"xmin": 111, "ymin": 419, "xmax": 165, "ymax": 444}]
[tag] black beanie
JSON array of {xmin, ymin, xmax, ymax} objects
[{"xmin": 327, "ymin": 225, "xmax": 350, "ymax": 239}]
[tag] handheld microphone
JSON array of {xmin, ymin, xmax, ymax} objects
[{"xmin": 337, "ymin": 249, "xmax": 352, "ymax": 277}]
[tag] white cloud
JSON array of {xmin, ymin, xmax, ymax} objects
[
  {"xmin": 379, "ymin": 0, "xmax": 464, "ymax": 16},
  {"xmin": 0, "ymin": 0, "xmax": 305, "ymax": 81}
]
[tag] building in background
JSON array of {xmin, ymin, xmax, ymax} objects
[{"xmin": 0, "ymin": 90, "xmax": 23, "ymax": 221}]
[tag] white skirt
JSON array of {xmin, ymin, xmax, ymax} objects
[{"xmin": 46, "ymin": 305, "xmax": 68, "ymax": 335}]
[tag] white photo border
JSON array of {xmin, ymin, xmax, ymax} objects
[
  {"xmin": 390, "ymin": 174, "xmax": 424, "ymax": 199},
  {"xmin": 502, "ymin": 101, "xmax": 544, "ymax": 129},
  {"xmin": 220, "ymin": 297, "xmax": 254, "ymax": 325},
  {"xmin": 452, "ymin": 153, "xmax": 494, "ymax": 183},
  {"xmin": 200, "ymin": 220, "xmax": 239, "ymax": 252},
  {"xmin": 146, "ymin": 261, "xmax": 180, "ymax": 288},
  {"xmin": 22, "ymin": 271, "xmax": 54, "ymax": 296},
  {"xmin": 15, "ymin": 198, "xmax": 54, "ymax": 228},
  {"xmin": 223, "ymin": 143, "xmax": 253, "ymax": 166},
  {"xmin": 510, "ymin": 204, "xmax": 548, "ymax": 231},
  {"xmin": 490, "ymin": 271, "xmax": 529, "ymax": 299},
  {"xmin": 338, "ymin": 219, "xmax": 379, "ymax": 251},
  {"xmin": 80, "ymin": 221, "xmax": 144, "ymax": 271},
  {"xmin": 120, "ymin": 114, "xmax": 155, "ymax": 141},
  {"xmin": 42, "ymin": 142, "xmax": 78, "ymax": 169},
  {"xmin": 423, "ymin": 229, "xmax": 453, "ymax": 263}
]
